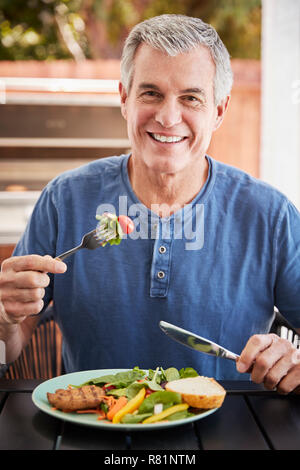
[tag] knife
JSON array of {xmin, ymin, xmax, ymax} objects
[{"xmin": 159, "ymin": 321, "xmax": 240, "ymax": 362}]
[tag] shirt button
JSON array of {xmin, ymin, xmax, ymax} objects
[
  {"xmin": 159, "ymin": 245, "xmax": 167, "ymax": 254},
  {"xmin": 157, "ymin": 270, "xmax": 165, "ymax": 279}
]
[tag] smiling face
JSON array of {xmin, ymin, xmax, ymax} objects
[{"xmin": 120, "ymin": 43, "xmax": 228, "ymax": 178}]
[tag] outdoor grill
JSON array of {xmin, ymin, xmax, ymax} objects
[{"xmin": 0, "ymin": 77, "xmax": 130, "ymax": 244}]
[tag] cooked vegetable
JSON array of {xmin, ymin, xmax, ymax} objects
[
  {"xmin": 107, "ymin": 396, "xmax": 128, "ymax": 421},
  {"xmin": 142, "ymin": 403, "xmax": 189, "ymax": 424},
  {"xmin": 95, "ymin": 212, "xmax": 134, "ymax": 246},
  {"xmin": 112, "ymin": 387, "xmax": 146, "ymax": 424}
]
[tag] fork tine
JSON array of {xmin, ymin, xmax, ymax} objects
[
  {"xmin": 95, "ymin": 228, "xmax": 117, "ymax": 240},
  {"xmin": 98, "ymin": 232, "xmax": 118, "ymax": 246},
  {"xmin": 280, "ymin": 326, "xmax": 288, "ymax": 339},
  {"xmin": 288, "ymin": 329, "xmax": 294, "ymax": 344},
  {"xmin": 293, "ymin": 334, "xmax": 299, "ymax": 348}
]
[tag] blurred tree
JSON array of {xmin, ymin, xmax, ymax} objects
[
  {"xmin": 186, "ymin": 0, "xmax": 262, "ymax": 60},
  {"xmin": 0, "ymin": 0, "xmax": 261, "ymax": 61},
  {"xmin": 0, "ymin": 0, "xmax": 89, "ymax": 60}
]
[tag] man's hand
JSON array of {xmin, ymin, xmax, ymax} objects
[
  {"xmin": 0, "ymin": 255, "xmax": 67, "ymax": 324},
  {"xmin": 236, "ymin": 333, "xmax": 300, "ymax": 394}
]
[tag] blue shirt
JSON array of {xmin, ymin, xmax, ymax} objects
[{"xmin": 13, "ymin": 154, "xmax": 300, "ymax": 379}]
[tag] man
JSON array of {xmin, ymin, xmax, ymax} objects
[{"xmin": 1, "ymin": 15, "xmax": 300, "ymax": 392}]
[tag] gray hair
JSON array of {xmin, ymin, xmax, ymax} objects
[{"xmin": 121, "ymin": 14, "xmax": 233, "ymax": 105}]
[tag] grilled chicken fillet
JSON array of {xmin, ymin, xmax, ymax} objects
[{"xmin": 47, "ymin": 385, "xmax": 105, "ymax": 411}]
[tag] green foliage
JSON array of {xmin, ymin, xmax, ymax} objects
[
  {"xmin": 196, "ymin": 0, "xmax": 262, "ymax": 60},
  {"xmin": 0, "ymin": 0, "xmax": 261, "ymax": 61},
  {"xmin": 0, "ymin": 0, "xmax": 89, "ymax": 60}
]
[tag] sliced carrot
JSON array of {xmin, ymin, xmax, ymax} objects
[
  {"xmin": 106, "ymin": 396, "xmax": 128, "ymax": 421},
  {"xmin": 105, "ymin": 396, "xmax": 117, "ymax": 408},
  {"xmin": 97, "ymin": 410, "xmax": 107, "ymax": 420}
]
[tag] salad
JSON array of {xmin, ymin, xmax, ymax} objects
[
  {"xmin": 48, "ymin": 366, "xmax": 202, "ymax": 425},
  {"xmin": 95, "ymin": 212, "xmax": 134, "ymax": 246}
]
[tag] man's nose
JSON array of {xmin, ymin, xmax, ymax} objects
[{"xmin": 154, "ymin": 98, "xmax": 182, "ymax": 128}]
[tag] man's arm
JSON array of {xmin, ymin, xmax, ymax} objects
[
  {"xmin": 0, "ymin": 254, "xmax": 66, "ymax": 363},
  {"xmin": 239, "ymin": 200, "xmax": 300, "ymax": 393},
  {"xmin": 0, "ymin": 315, "xmax": 40, "ymax": 364}
]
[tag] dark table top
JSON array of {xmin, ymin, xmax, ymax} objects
[{"xmin": 1, "ymin": 379, "xmax": 300, "ymax": 452}]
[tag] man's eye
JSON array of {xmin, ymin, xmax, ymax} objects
[
  {"xmin": 184, "ymin": 96, "xmax": 199, "ymax": 103},
  {"xmin": 181, "ymin": 95, "xmax": 204, "ymax": 108},
  {"xmin": 143, "ymin": 91, "xmax": 160, "ymax": 98},
  {"xmin": 138, "ymin": 90, "xmax": 162, "ymax": 102}
]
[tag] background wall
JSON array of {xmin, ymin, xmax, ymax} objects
[{"xmin": 260, "ymin": 0, "xmax": 300, "ymax": 209}]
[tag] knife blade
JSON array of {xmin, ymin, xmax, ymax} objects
[{"xmin": 159, "ymin": 321, "xmax": 240, "ymax": 362}]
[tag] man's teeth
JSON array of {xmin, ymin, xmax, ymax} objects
[{"xmin": 150, "ymin": 133, "xmax": 184, "ymax": 143}]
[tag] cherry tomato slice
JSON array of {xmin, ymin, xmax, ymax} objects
[{"xmin": 117, "ymin": 215, "xmax": 134, "ymax": 234}]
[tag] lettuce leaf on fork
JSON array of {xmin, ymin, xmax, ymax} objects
[{"xmin": 95, "ymin": 213, "xmax": 123, "ymax": 246}]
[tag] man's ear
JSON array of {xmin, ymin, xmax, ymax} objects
[
  {"xmin": 213, "ymin": 95, "xmax": 230, "ymax": 131},
  {"xmin": 119, "ymin": 81, "xmax": 128, "ymax": 120}
]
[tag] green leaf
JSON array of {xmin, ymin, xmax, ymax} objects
[
  {"xmin": 179, "ymin": 367, "xmax": 199, "ymax": 378},
  {"xmin": 106, "ymin": 387, "xmax": 128, "ymax": 397},
  {"xmin": 95, "ymin": 213, "xmax": 124, "ymax": 246},
  {"xmin": 121, "ymin": 413, "xmax": 152, "ymax": 424},
  {"xmin": 138, "ymin": 391, "xmax": 182, "ymax": 414},
  {"xmin": 125, "ymin": 382, "xmax": 148, "ymax": 400},
  {"xmin": 140, "ymin": 379, "xmax": 163, "ymax": 392},
  {"xmin": 79, "ymin": 369, "xmax": 146, "ymax": 388},
  {"xmin": 164, "ymin": 410, "xmax": 194, "ymax": 421},
  {"xmin": 164, "ymin": 367, "xmax": 180, "ymax": 382}
]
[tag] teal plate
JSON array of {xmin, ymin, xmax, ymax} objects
[{"xmin": 32, "ymin": 369, "xmax": 218, "ymax": 431}]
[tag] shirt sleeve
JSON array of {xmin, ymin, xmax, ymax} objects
[
  {"xmin": 274, "ymin": 199, "xmax": 300, "ymax": 327},
  {"xmin": 12, "ymin": 185, "xmax": 58, "ymax": 309}
]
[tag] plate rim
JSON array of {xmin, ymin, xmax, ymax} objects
[{"xmin": 32, "ymin": 368, "xmax": 218, "ymax": 431}]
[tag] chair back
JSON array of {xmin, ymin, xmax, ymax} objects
[{"xmin": 4, "ymin": 307, "xmax": 63, "ymax": 379}]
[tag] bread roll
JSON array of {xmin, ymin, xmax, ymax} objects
[{"xmin": 165, "ymin": 375, "xmax": 226, "ymax": 409}]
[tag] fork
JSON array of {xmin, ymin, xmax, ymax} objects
[
  {"xmin": 279, "ymin": 326, "xmax": 300, "ymax": 349},
  {"xmin": 274, "ymin": 309, "xmax": 300, "ymax": 349},
  {"xmin": 56, "ymin": 218, "xmax": 117, "ymax": 261}
]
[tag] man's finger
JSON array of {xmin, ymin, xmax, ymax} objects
[
  {"xmin": 1, "ymin": 255, "xmax": 67, "ymax": 274},
  {"xmin": 2, "ymin": 270, "xmax": 50, "ymax": 289},
  {"xmin": 250, "ymin": 337, "xmax": 294, "ymax": 383},
  {"xmin": 3, "ymin": 298, "xmax": 44, "ymax": 318},
  {"xmin": 265, "ymin": 350, "xmax": 300, "ymax": 393},
  {"xmin": 236, "ymin": 334, "xmax": 275, "ymax": 373},
  {"xmin": 1, "ymin": 287, "xmax": 46, "ymax": 303}
]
